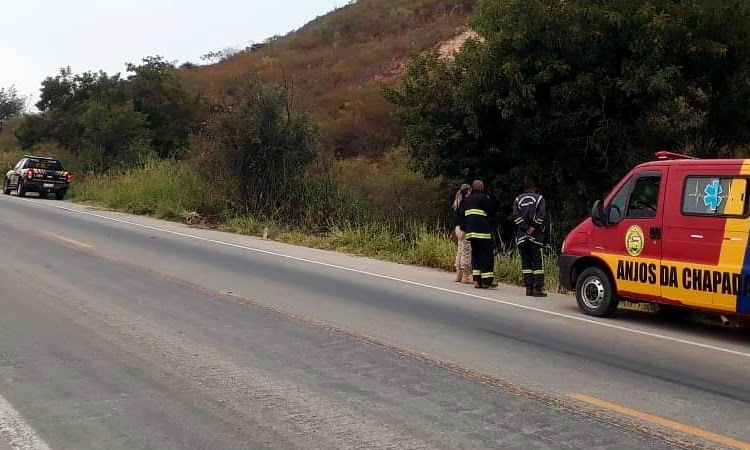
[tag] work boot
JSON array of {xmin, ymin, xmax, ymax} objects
[
  {"xmin": 462, "ymin": 270, "xmax": 474, "ymax": 284},
  {"xmin": 533, "ymin": 274, "xmax": 547, "ymax": 297},
  {"xmin": 523, "ymin": 272, "xmax": 533, "ymax": 296},
  {"xmin": 454, "ymin": 268, "xmax": 463, "ymax": 282}
]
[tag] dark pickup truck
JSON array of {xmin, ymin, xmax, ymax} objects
[{"xmin": 3, "ymin": 156, "xmax": 72, "ymax": 200}]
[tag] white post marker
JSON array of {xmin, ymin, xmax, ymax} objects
[{"xmin": 0, "ymin": 394, "xmax": 51, "ymax": 450}]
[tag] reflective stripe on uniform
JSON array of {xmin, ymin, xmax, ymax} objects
[
  {"xmin": 469, "ymin": 233, "xmax": 492, "ymax": 239},
  {"xmin": 533, "ymin": 270, "xmax": 544, "ymax": 275},
  {"xmin": 472, "ymin": 270, "xmax": 482, "ymax": 276},
  {"xmin": 465, "ymin": 209, "xmax": 487, "ymax": 217},
  {"xmin": 522, "ymin": 270, "xmax": 533, "ymax": 274},
  {"xmin": 481, "ymin": 272, "xmax": 494, "ymax": 279}
]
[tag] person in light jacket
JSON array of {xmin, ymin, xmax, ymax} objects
[{"xmin": 452, "ymin": 183, "xmax": 473, "ymax": 283}]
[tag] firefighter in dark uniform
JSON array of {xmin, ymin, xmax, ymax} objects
[
  {"xmin": 513, "ymin": 177, "xmax": 547, "ymax": 297},
  {"xmin": 462, "ymin": 179, "xmax": 498, "ymax": 289}
]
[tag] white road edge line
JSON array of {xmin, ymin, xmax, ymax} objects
[
  {"xmin": 17, "ymin": 197, "xmax": 750, "ymax": 360},
  {"xmin": 0, "ymin": 393, "xmax": 51, "ymax": 450}
]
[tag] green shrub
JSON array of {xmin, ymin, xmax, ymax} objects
[
  {"xmin": 332, "ymin": 147, "xmax": 446, "ymax": 227},
  {"xmin": 329, "ymin": 222, "xmax": 409, "ymax": 257},
  {"xmin": 406, "ymin": 227, "xmax": 455, "ymax": 270}
]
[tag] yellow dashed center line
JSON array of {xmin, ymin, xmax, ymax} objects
[
  {"xmin": 42, "ymin": 232, "xmax": 94, "ymax": 250},
  {"xmin": 570, "ymin": 393, "xmax": 750, "ymax": 450}
]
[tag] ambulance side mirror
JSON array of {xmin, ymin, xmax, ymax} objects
[{"xmin": 592, "ymin": 200, "xmax": 623, "ymax": 227}]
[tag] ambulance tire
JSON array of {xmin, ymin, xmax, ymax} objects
[{"xmin": 575, "ymin": 267, "xmax": 619, "ymax": 317}]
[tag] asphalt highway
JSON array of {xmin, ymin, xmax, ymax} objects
[{"xmin": 1, "ymin": 194, "xmax": 749, "ymax": 450}]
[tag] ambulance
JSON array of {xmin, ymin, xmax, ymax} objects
[{"xmin": 559, "ymin": 151, "xmax": 750, "ymax": 319}]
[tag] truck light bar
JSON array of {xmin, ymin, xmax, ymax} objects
[{"xmin": 22, "ymin": 155, "xmax": 58, "ymax": 160}]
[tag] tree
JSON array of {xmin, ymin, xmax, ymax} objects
[
  {"xmin": 77, "ymin": 100, "xmax": 151, "ymax": 171},
  {"xmin": 201, "ymin": 75, "xmax": 316, "ymax": 222},
  {"xmin": 16, "ymin": 59, "xmax": 202, "ymax": 167},
  {"xmin": 16, "ymin": 67, "xmax": 151, "ymax": 171},
  {"xmin": 18, "ymin": 68, "xmax": 129, "ymax": 153},
  {"xmin": 0, "ymin": 86, "xmax": 25, "ymax": 129},
  {"xmin": 36, "ymin": 67, "xmax": 126, "ymax": 113},
  {"xmin": 125, "ymin": 56, "xmax": 205, "ymax": 159},
  {"xmin": 387, "ymin": 0, "xmax": 750, "ymax": 238}
]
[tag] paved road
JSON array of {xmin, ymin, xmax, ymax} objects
[{"xmin": 0, "ymin": 194, "xmax": 749, "ymax": 450}]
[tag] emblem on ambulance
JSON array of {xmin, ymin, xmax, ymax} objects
[{"xmin": 625, "ymin": 225, "xmax": 645, "ymax": 257}]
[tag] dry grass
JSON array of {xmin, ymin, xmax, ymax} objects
[{"xmin": 182, "ymin": 0, "xmax": 476, "ymax": 157}]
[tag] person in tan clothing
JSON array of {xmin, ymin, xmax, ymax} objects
[{"xmin": 452, "ymin": 183, "xmax": 473, "ymax": 283}]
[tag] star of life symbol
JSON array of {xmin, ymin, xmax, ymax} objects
[
  {"xmin": 688, "ymin": 179, "xmax": 728, "ymax": 213},
  {"xmin": 701, "ymin": 179, "xmax": 724, "ymax": 211}
]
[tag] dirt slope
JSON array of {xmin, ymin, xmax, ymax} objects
[{"xmin": 182, "ymin": 0, "xmax": 476, "ymax": 157}]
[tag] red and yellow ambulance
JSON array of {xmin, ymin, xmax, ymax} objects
[{"xmin": 559, "ymin": 151, "xmax": 750, "ymax": 318}]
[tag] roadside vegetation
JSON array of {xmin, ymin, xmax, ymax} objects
[
  {"xmin": 2, "ymin": 0, "xmax": 750, "ymax": 294},
  {"xmin": 69, "ymin": 154, "xmax": 559, "ymax": 289}
]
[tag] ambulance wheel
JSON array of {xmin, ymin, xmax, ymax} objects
[{"xmin": 576, "ymin": 267, "xmax": 619, "ymax": 317}]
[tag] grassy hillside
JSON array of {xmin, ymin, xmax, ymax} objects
[{"xmin": 182, "ymin": 0, "xmax": 476, "ymax": 158}]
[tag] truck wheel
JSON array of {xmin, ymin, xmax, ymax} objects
[
  {"xmin": 2, "ymin": 179, "xmax": 10, "ymax": 195},
  {"xmin": 55, "ymin": 190, "xmax": 66, "ymax": 200},
  {"xmin": 15, "ymin": 181, "xmax": 25, "ymax": 198},
  {"xmin": 575, "ymin": 267, "xmax": 619, "ymax": 317}
]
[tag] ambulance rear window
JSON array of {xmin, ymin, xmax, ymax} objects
[{"xmin": 682, "ymin": 176, "xmax": 748, "ymax": 217}]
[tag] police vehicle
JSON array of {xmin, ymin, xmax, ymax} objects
[{"xmin": 3, "ymin": 156, "xmax": 72, "ymax": 200}]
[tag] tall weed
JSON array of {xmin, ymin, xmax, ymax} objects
[{"xmin": 70, "ymin": 159, "xmax": 227, "ymax": 220}]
